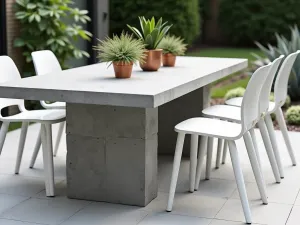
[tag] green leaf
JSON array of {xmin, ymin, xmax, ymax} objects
[
  {"xmin": 27, "ymin": 3, "xmax": 36, "ymax": 9},
  {"xmin": 28, "ymin": 14, "xmax": 35, "ymax": 22},
  {"xmin": 145, "ymin": 34, "xmax": 153, "ymax": 49},
  {"xmin": 155, "ymin": 18, "xmax": 162, "ymax": 29},
  {"xmin": 35, "ymin": 14, "xmax": 41, "ymax": 22},
  {"xmin": 155, "ymin": 25, "xmax": 172, "ymax": 48},
  {"xmin": 15, "ymin": 11, "xmax": 27, "ymax": 19},
  {"xmin": 127, "ymin": 25, "xmax": 143, "ymax": 39},
  {"xmin": 14, "ymin": 38, "xmax": 25, "ymax": 47},
  {"xmin": 150, "ymin": 28, "xmax": 159, "ymax": 47},
  {"xmin": 150, "ymin": 17, "xmax": 155, "ymax": 31},
  {"xmin": 16, "ymin": 0, "xmax": 26, "ymax": 7}
]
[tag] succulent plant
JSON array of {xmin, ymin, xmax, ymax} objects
[
  {"xmin": 158, "ymin": 35, "xmax": 187, "ymax": 55},
  {"xmin": 127, "ymin": 17, "xmax": 172, "ymax": 50},
  {"xmin": 94, "ymin": 32, "xmax": 146, "ymax": 66},
  {"xmin": 251, "ymin": 25, "xmax": 300, "ymax": 100}
]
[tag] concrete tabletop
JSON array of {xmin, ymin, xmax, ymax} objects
[{"xmin": 0, "ymin": 56, "xmax": 247, "ymax": 108}]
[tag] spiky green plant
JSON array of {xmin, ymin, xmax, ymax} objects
[
  {"xmin": 127, "ymin": 17, "xmax": 172, "ymax": 50},
  {"xmin": 158, "ymin": 35, "xmax": 187, "ymax": 55},
  {"xmin": 251, "ymin": 25, "xmax": 300, "ymax": 100},
  {"xmin": 94, "ymin": 33, "xmax": 146, "ymax": 66}
]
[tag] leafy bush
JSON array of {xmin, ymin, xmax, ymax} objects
[
  {"xmin": 94, "ymin": 33, "xmax": 146, "ymax": 65},
  {"xmin": 14, "ymin": 0, "xmax": 92, "ymax": 73},
  {"xmin": 224, "ymin": 87, "xmax": 245, "ymax": 100},
  {"xmin": 251, "ymin": 26, "xmax": 300, "ymax": 101},
  {"xmin": 286, "ymin": 106, "xmax": 300, "ymax": 125},
  {"xmin": 269, "ymin": 93, "xmax": 291, "ymax": 109},
  {"xmin": 219, "ymin": 0, "xmax": 300, "ymax": 46},
  {"xmin": 158, "ymin": 35, "xmax": 187, "ymax": 55},
  {"xmin": 127, "ymin": 17, "xmax": 172, "ymax": 50},
  {"xmin": 110, "ymin": 0, "xmax": 200, "ymax": 45}
]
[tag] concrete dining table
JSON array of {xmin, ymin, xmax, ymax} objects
[{"xmin": 0, "ymin": 56, "xmax": 247, "ymax": 207}]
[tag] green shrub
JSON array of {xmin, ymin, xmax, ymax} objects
[
  {"xmin": 14, "ymin": 0, "xmax": 91, "ymax": 73},
  {"xmin": 224, "ymin": 87, "xmax": 245, "ymax": 100},
  {"xmin": 269, "ymin": 93, "xmax": 291, "ymax": 108},
  {"xmin": 110, "ymin": 0, "xmax": 200, "ymax": 45},
  {"xmin": 219, "ymin": 0, "xmax": 300, "ymax": 46},
  {"xmin": 286, "ymin": 106, "xmax": 300, "ymax": 125}
]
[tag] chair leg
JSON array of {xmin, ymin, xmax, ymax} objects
[
  {"xmin": 205, "ymin": 137, "xmax": 214, "ymax": 180},
  {"xmin": 0, "ymin": 122, "xmax": 9, "ymax": 155},
  {"xmin": 258, "ymin": 120, "xmax": 281, "ymax": 183},
  {"xmin": 189, "ymin": 134, "xmax": 198, "ymax": 193},
  {"xmin": 222, "ymin": 140, "xmax": 228, "ymax": 164},
  {"xmin": 275, "ymin": 108, "xmax": 297, "ymax": 166},
  {"xmin": 228, "ymin": 140, "xmax": 252, "ymax": 224},
  {"xmin": 265, "ymin": 115, "xmax": 284, "ymax": 178},
  {"xmin": 216, "ymin": 139, "xmax": 223, "ymax": 169},
  {"xmin": 41, "ymin": 124, "xmax": 55, "ymax": 197},
  {"xmin": 195, "ymin": 136, "xmax": 208, "ymax": 191},
  {"xmin": 243, "ymin": 132, "xmax": 268, "ymax": 205},
  {"xmin": 15, "ymin": 122, "xmax": 29, "ymax": 174},
  {"xmin": 53, "ymin": 122, "xmax": 65, "ymax": 157},
  {"xmin": 29, "ymin": 125, "xmax": 42, "ymax": 168},
  {"xmin": 166, "ymin": 133, "xmax": 185, "ymax": 212},
  {"xmin": 249, "ymin": 128, "xmax": 262, "ymax": 170}
]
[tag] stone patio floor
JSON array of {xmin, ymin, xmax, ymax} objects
[{"xmin": 0, "ymin": 123, "xmax": 300, "ymax": 225}]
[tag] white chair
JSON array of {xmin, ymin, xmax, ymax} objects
[
  {"xmin": 202, "ymin": 55, "xmax": 284, "ymax": 182},
  {"xmin": 0, "ymin": 56, "xmax": 65, "ymax": 196},
  {"xmin": 166, "ymin": 64, "xmax": 273, "ymax": 224},
  {"xmin": 29, "ymin": 50, "xmax": 66, "ymax": 168},
  {"xmin": 226, "ymin": 51, "xmax": 300, "ymax": 168}
]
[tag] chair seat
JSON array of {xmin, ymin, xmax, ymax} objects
[
  {"xmin": 226, "ymin": 97, "xmax": 276, "ymax": 113},
  {"xmin": 225, "ymin": 97, "xmax": 243, "ymax": 107},
  {"xmin": 202, "ymin": 105, "xmax": 241, "ymax": 122},
  {"xmin": 43, "ymin": 102, "xmax": 66, "ymax": 109},
  {"xmin": 2, "ymin": 109, "xmax": 65, "ymax": 123},
  {"xmin": 175, "ymin": 117, "xmax": 242, "ymax": 140}
]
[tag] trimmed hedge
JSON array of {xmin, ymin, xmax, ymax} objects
[
  {"xmin": 286, "ymin": 106, "xmax": 300, "ymax": 125},
  {"xmin": 224, "ymin": 87, "xmax": 245, "ymax": 100},
  {"xmin": 219, "ymin": 0, "xmax": 300, "ymax": 46},
  {"xmin": 110, "ymin": 0, "xmax": 201, "ymax": 45}
]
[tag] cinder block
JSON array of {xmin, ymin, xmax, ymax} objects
[
  {"xmin": 67, "ymin": 134, "xmax": 107, "ymax": 200},
  {"xmin": 66, "ymin": 103, "xmax": 158, "ymax": 139},
  {"xmin": 105, "ymin": 134, "xmax": 158, "ymax": 206}
]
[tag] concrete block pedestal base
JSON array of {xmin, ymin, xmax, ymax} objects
[{"xmin": 66, "ymin": 103, "xmax": 158, "ymax": 206}]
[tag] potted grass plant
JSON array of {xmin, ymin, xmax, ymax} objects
[
  {"xmin": 94, "ymin": 33, "xmax": 146, "ymax": 78},
  {"xmin": 127, "ymin": 17, "xmax": 172, "ymax": 71},
  {"xmin": 158, "ymin": 35, "xmax": 187, "ymax": 67}
]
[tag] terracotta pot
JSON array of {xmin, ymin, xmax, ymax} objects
[
  {"xmin": 140, "ymin": 49, "xmax": 162, "ymax": 71},
  {"xmin": 162, "ymin": 53, "xmax": 176, "ymax": 67},
  {"xmin": 113, "ymin": 62, "xmax": 133, "ymax": 78}
]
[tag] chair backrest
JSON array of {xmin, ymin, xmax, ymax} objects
[
  {"xmin": 0, "ymin": 56, "xmax": 26, "ymax": 114},
  {"xmin": 259, "ymin": 55, "xmax": 284, "ymax": 114},
  {"xmin": 31, "ymin": 50, "xmax": 62, "ymax": 76},
  {"xmin": 31, "ymin": 50, "xmax": 62, "ymax": 108},
  {"xmin": 240, "ymin": 63, "xmax": 272, "ymax": 133},
  {"xmin": 274, "ymin": 50, "xmax": 300, "ymax": 108}
]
